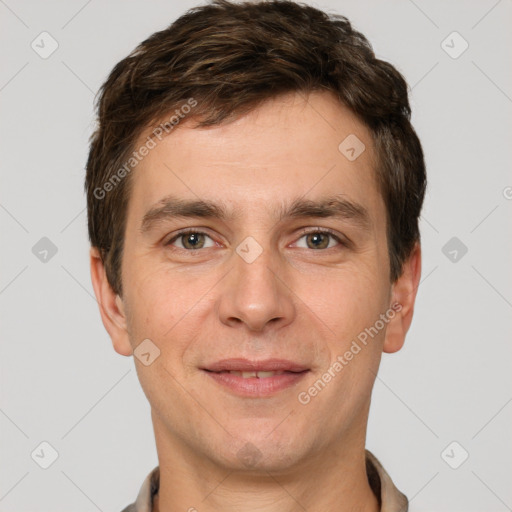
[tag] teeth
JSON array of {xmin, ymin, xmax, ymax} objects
[
  {"xmin": 255, "ymin": 371, "xmax": 279, "ymax": 378},
  {"xmin": 227, "ymin": 370, "xmax": 285, "ymax": 378}
]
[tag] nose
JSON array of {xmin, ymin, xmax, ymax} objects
[{"xmin": 217, "ymin": 244, "xmax": 296, "ymax": 332}]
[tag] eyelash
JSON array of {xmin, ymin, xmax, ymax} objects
[{"xmin": 165, "ymin": 227, "xmax": 345, "ymax": 250}]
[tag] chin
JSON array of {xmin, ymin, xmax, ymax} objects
[{"xmin": 218, "ymin": 429, "xmax": 309, "ymax": 473}]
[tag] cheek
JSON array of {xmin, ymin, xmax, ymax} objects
[
  {"xmin": 123, "ymin": 266, "xmax": 179, "ymax": 340},
  {"xmin": 305, "ymin": 264, "xmax": 390, "ymax": 340},
  {"xmin": 306, "ymin": 271, "xmax": 389, "ymax": 392},
  {"xmin": 124, "ymin": 262, "xmax": 217, "ymax": 355}
]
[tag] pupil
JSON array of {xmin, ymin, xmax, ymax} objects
[
  {"xmin": 185, "ymin": 233, "xmax": 202, "ymax": 249},
  {"xmin": 309, "ymin": 233, "xmax": 327, "ymax": 249}
]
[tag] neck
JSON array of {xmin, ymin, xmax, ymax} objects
[{"xmin": 151, "ymin": 413, "xmax": 379, "ymax": 512}]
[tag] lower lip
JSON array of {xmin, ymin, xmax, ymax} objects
[{"xmin": 203, "ymin": 370, "xmax": 309, "ymax": 397}]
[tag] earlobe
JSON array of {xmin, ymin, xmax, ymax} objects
[
  {"xmin": 383, "ymin": 243, "xmax": 422, "ymax": 354},
  {"xmin": 89, "ymin": 247, "xmax": 133, "ymax": 357}
]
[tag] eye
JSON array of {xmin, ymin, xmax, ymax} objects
[
  {"xmin": 165, "ymin": 230, "xmax": 216, "ymax": 250},
  {"xmin": 294, "ymin": 228, "xmax": 343, "ymax": 250}
]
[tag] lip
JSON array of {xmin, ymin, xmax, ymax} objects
[
  {"xmin": 202, "ymin": 358, "xmax": 309, "ymax": 373},
  {"xmin": 201, "ymin": 358, "xmax": 310, "ymax": 398}
]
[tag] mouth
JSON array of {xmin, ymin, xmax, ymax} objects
[
  {"xmin": 202, "ymin": 358, "xmax": 309, "ymax": 373},
  {"xmin": 209, "ymin": 370, "xmax": 296, "ymax": 378},
  {"xmin": 201, "ymin": 358, "xmax": 310, "ymax": 397}
]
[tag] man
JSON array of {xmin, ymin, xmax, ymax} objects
[{"xmin": 86, "ymin": 1, "xmax": 426, "ymax": 511}]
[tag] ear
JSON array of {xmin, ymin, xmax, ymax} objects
[
  {"xmin": 89, "ymin": 247, "xmax": 133, "ymax": 356},
  {"xmin": 383, "ymin": 242, "xmax": 422, "ymax": 354}
]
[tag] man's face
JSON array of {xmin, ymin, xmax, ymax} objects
[{"xmin": 103, "ymin": 91, "xmax": 408, "ymax": 472}]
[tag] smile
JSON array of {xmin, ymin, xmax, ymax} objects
[
  {"xmin": 202, "ymin": 368, "xmax": 309, "ymax": 397},
  {"xmin": 218, "ymin": 370, "xmax": 287, "ymax": 378}
]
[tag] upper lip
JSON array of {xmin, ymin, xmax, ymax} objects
[{"xmin": 202, "ymin": 358, "xmax": 309, "ymax": 373}]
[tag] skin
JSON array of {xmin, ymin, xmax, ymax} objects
[{"xmin": 90, "ymin": 91, "xmax": 421, "ymax": 512}]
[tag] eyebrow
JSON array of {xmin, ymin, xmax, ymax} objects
[{"xmin": 140, "ymin": 194, "xmax": 371, "ymax": 233}]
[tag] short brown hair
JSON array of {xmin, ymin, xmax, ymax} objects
[{"xmin": 85, "ymin": 0, "xmax": 426, "ymax": 296}]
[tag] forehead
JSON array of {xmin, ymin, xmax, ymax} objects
[{"xmin": 128, "ymin": 91, "xmax": 383, "ymax": 224}]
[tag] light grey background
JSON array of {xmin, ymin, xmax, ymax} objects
[{"xmin": 1, "ymin": 1, "xmax": 511, "ymax": 511}]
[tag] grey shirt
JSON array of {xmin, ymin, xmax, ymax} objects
[{"xmin": 121, "ymin": 450, "xmax": 408, "ymax": 512}]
